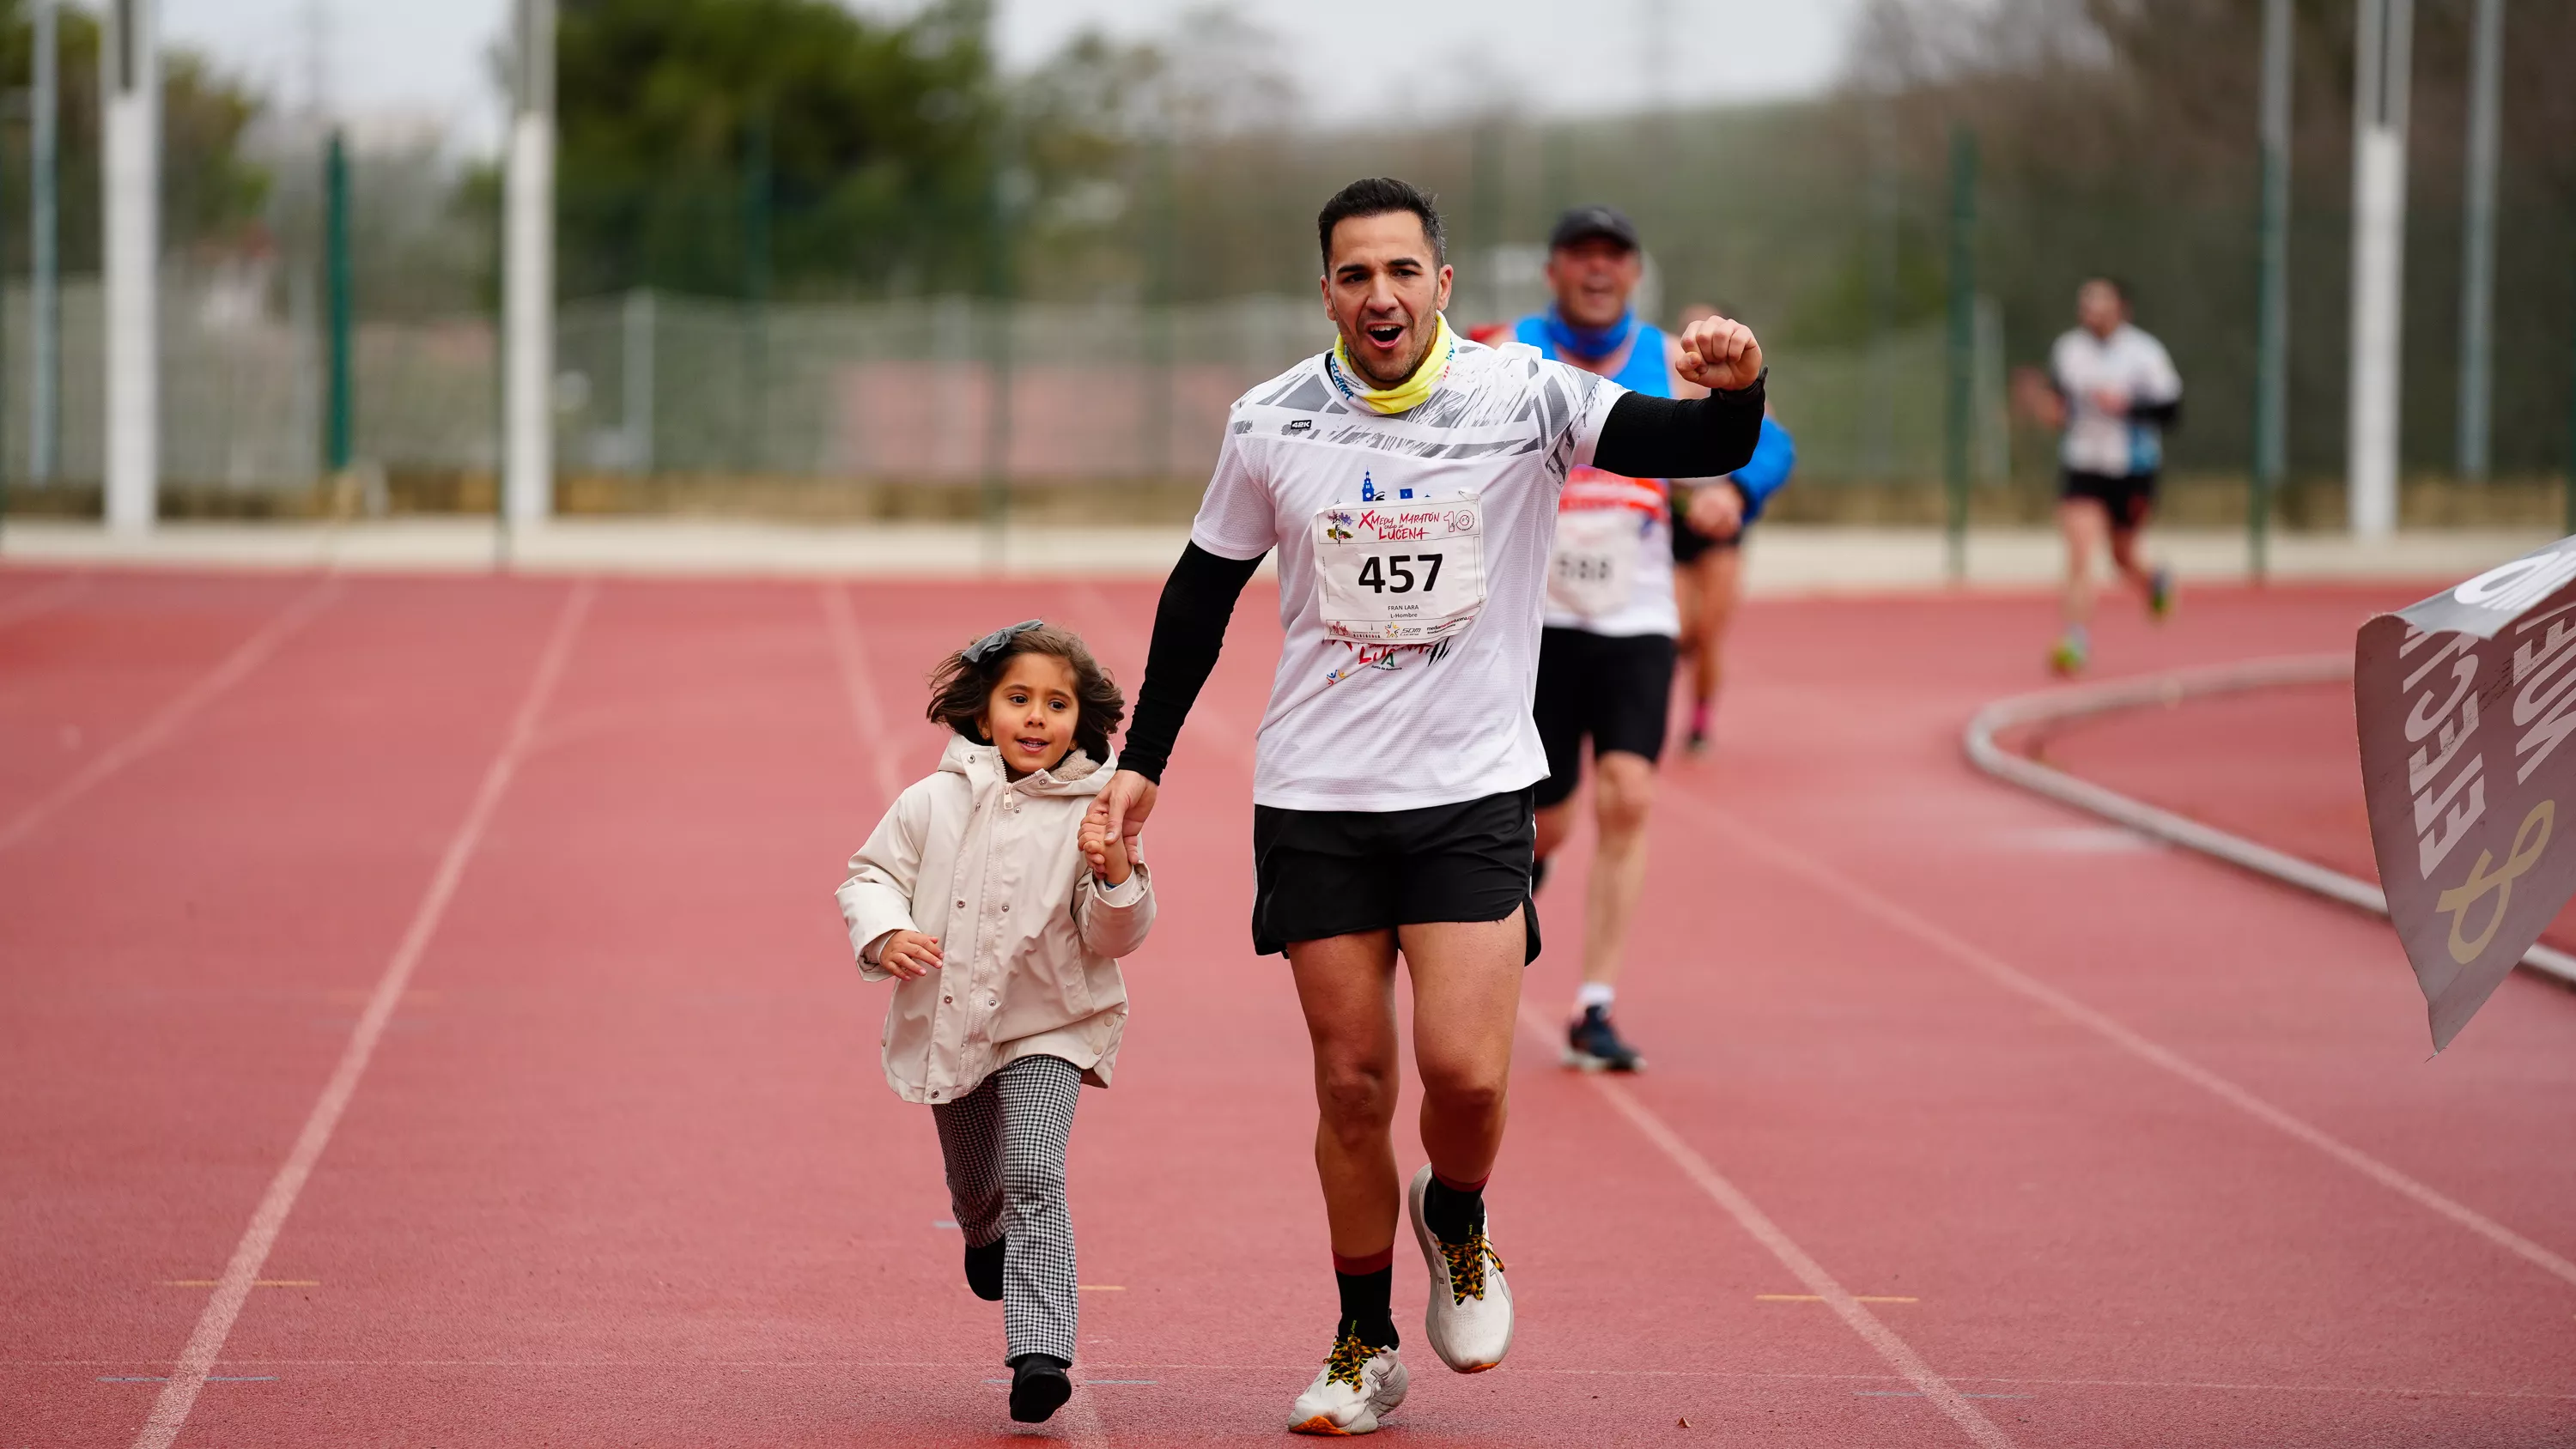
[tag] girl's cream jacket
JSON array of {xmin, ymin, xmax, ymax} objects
[{"xmin": 835, "ymin": 737, "xmax": 1155, "ymax": 1106}]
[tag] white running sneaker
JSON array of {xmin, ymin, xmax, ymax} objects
[
  {"xmin": 1286, "ymin": 1333, "xmax": 1408, "ymax": 1435},
  {"xmin": 1407, "ymin": 1164, "xmax": 1514, "ymax": 1373}
]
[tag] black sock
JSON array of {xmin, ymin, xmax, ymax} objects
[
  {"xmin": 1423, "ymin": 1175, "xmax": 1486, "ymax": 1246},
  {"xmin": 1334, "ymin": 1266, "xmax": 1398, "ymax": 1349}
]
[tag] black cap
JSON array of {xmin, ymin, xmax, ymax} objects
[{"xmin": 1548, "ymin": 205, "xmax": 1640, "ymax": 252}]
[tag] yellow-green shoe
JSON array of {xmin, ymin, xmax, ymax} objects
[
  {"xmin": 2148, "ymin": 567, "xmax": 2175, "ymax": 620},
  {"xmin": 2048, "ymin": 634, "xmax": 2088, "ymax": 676}
]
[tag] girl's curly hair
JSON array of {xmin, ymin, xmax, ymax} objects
[{"xmin": 924, "ymin": 623, "xmax": 1126, "ymax": 765}]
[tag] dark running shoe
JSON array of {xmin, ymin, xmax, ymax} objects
[
  {"xmin": 965, "ymin": 1235, "xmax": 1005, "ymax": 1301},
  {"xmin": 1009, "ymin": 1353, "xmax": 1073, "ymax": 1423},
  {"xmin": 1563, "ymin": 1004, "xmax": 1644, "ymax": 1072}
]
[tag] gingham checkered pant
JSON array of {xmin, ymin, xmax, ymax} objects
[{"xmin": 932, "ymin": 1053, "xmax": 1083, "ymax": 1364}]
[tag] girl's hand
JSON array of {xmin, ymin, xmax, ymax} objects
[
  {"xmin": 875, "ymin": 930, "xmax": 943, "ymax": 980},
  {"xmin": 1081, "ymin": 798, "xmax": 1133, "ymax": 885}
]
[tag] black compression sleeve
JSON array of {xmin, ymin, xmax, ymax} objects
[
  {"xmin": 1590, "ymin": 373, "xmax": 1768, "ymax": 481},
  {"xmin": 1118, "ymin": 543, "xmax": 1264, "ymax": 783},
  {"xmin": 2129, "ymin": 396, "xmax": 2182, "ymax": 427}
]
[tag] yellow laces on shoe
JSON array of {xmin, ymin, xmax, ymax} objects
[
  {"xmin": 1440, "ymin": 1229, "xmax": 1505, "ymax": 1304},
  {"xmin": 1323, "ymin": 1332, "xmax": 1375, "ymax": 1391}
]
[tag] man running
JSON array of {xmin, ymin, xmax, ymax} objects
[
  {"xmin": 1513, "ymin": 230, "xmax": 1794, "ymax": 1075},
  {"xmin": 1669, "ymin": 301, "xmax": 1796, "ymax": 757},
  {"xmin": 1097, "ymin": 178, "xmax": 1767, "ymax": 1435},
  {"xmin": 2032, "ymin": 276, "xmax": 2180, "ymax": 674}
]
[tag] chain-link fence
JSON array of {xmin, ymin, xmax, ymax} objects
[{"xmin": 0, "ymin": 281, "xmax": 2008, "ymax": 500}]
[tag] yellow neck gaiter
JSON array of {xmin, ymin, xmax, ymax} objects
[{"xmin": 1331, "ymin": 313, "xmax": 1455, "ymax": 415}]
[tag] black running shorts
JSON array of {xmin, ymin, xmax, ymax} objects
[
  {"xmin": 1250, "ymin": 787, "xmax": 1539, "ymax": 961},
  {"xmin": 2061, "ymin": 469, "xmax": 2159, "ymax": 531},
  {"xmin": 1670, "ymin": 516, "xmax": 1746, "ymax": 565},
  {"xmin": 1533, "ymin": 627, "xmax": 1678, "ymax": 809}
]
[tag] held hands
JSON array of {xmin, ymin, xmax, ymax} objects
[
  {"xmin": 1081, "ymin": 797, "xmax": 1133, "ymax": 885},
  {"xmin": 874, "ymin": 929, "xmax": 943, "ymax": 980},
  {"xmin": 1674, "ymin": 315, "xmax": 1764, "ymax": 393},
  {"xmin": 1683, "ymin": 481, "xmax": 1746, "ymax": 540},
  {"xmin": 1099, "ymin": 769, "xmax": 1158, "ymax": 856}
]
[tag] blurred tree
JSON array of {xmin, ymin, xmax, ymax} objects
[
  {"xmin": 555, "ymin": 0, "xmax": 998, "ymax": 300},
  {"xmin": 0, "ymin": 0, "xmax": 269, "ymax": 272}
]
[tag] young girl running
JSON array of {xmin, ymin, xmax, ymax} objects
[{"xmin": 835, "ymin": 621, "xmax": 1156, "ymax": 1425}]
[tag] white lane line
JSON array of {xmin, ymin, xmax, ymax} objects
[
  {"xmin": 0, "ymin": 579, "xmax": 339, "ymax": 852},
  {"xmin": 1515, "ymin": 1005, "xmax": 2017, "ymax": 1449},
  {"xmin": 1662, "ymin": 786, "xmax": 2576, "ymax": 1293},
  {"xmin": 0, "ymin": 573, "xmax": 87, "ymax": 632},
  {"xmin": 130, "ymin": 579, "xmax": 596, "ymax": 1449},
  {"xmin": 817, "ymin": 583, "xmax": 907, "ymax": 807}
]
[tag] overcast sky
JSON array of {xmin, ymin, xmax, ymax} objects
[{"xmin": 157, "ymin": 0, "xmax": 1862, "ymax": 152}]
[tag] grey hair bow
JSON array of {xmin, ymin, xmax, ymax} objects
[{"xmin": 963, "ymin": 619, "xmax": 1044, "ymax": 663}]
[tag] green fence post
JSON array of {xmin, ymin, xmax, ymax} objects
[
  {"xmin": 740, "ymin": 106, "xmax": 772, "ymax": 475},
  {"xmin": 325, "ymin": 128, "xmax": 353, "ymax": 476},
  {"xmin": 1944, "ymin": 124, "xmax": 1978, "ymax": 584},
  {"xmin": 2250, "ymin": 0, "xmax": 2292, "ymax": 580}
]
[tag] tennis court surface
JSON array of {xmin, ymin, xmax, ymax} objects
[{"xmin": 4, "ymin": 567, "xmax": 2571, "ymax": 1447}]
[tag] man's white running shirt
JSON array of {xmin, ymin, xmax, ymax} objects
[
  {"xmin": 1190, "ymin": 336, "xmax": 1625, "ymax": 813},
  {"xmin": 2050, "ymin": 323, "xmax": 2182, "ymax": 477}
]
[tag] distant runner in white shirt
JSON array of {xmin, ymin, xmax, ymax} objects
[
  {"xmin": 1095, "ymin": 178, "xmax": 1767, "ymax": 1436},
  {"xmin": 2025, "ymin": 276, "xmax": 2181, "ymax": 675}
]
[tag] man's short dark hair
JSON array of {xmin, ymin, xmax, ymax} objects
[{"xmin": 1317, "ymin": 178, "xmax": 1447, "ymax": 269}]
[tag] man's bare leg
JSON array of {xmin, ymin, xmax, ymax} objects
[
  {"xmin": 1400, "ymin": 912, "xmax": 1524, "ymax": 1188},
  {"xmin": 2106, "ymin": 514, "xmax": 2171, "ymax": 619},
  {"xmin": 1287, "ymin": 930, "xmax": 1405, "ymax": 1262},
  {"xmin": 1288, "ymin": 914, "xmax": 1522, "ymax": 1376},
  {"xmin": 1580, "ymin": 751, "xmax": 1655, "ymax": 993},
  {"xmin": 1687, "ymin": 549, "xmax": 1743, "ymax": 749},
  {"xmin": 2054, "ymin": 497, "xmax": 2109, "ymax": 672}
]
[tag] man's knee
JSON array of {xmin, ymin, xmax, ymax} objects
[
  {"xmin": 1315, "ymin": 1060, "xmax": 1398, "ymax": 1142},
  {"xmin": 1419, "ymin": 1058, "xmax": 1509, "ymax": 1120},
  {"xmin": 1594, "ymin": 755, "xmax": 1656, "ymax": 836}
]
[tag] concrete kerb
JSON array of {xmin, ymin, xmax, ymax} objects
[
  {"xmin": 0, "ymin": 520, "xmax": 2559, "ymax": 588},
  {"xmin": 1961, "ymin": 655, "xmax": 2576, "ymax": 990}
]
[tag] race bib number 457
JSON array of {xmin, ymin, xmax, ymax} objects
[{"xmin": 1314, "ymin": 495, "xmax": 1488, "ymax": 644}]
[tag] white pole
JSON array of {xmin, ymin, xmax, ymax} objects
[
  {"xmin": 101, "ymin": 0, "xmax": 160, "ymax": 533},
  {"xmin": 31, "ymin": 0, "xmax": 58, "ymax": 483},
  {"xmin": 2346, "ymin": 0, "xmax": 2412, "ymax": 538},
  {"xmin": 502, "ymin": 0, "xmax": 555, "ymax": 530},
  {"xmin": 2455, "ymin": 0, "xmax": 2503, "ymax": 482}
]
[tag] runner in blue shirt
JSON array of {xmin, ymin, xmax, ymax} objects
[{"xmin": 1516, "ymin": 210, "xmax": 1790, "ymax": 1072}]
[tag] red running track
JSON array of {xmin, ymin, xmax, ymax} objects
[
  {"xmin": 2, "ymin": 569, "xmax": 2571, "ymax": 1447},
  {"xmin": 2025, "ymin": 667, "xmax": 2576, "ymax": 955}
]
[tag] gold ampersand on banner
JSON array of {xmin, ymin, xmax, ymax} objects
[{"xmin": 2436, "ymin": 800, "xmax": 2555, "ymax": 965}]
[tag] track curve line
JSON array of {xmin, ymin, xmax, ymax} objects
[{"xmin": 1960, "ymin": 652, "xmax": 2576, "ymax": 991}]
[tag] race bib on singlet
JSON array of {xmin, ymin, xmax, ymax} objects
[
  {"xmin": 1314, "ymin": 494, "xmax": 1488, "ymax": 644},
  {"xmin": 1546, "ymin": 506, "xmax": 1641, "ymax": 619}
]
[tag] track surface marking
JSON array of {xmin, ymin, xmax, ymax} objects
[
  {"xmin": 1659, "ymin": 785, "xmax": 2576, "ymax": 1291},
  {"xmin": 1517, "ymin": 1005, "xmax": 2017, "ymax": 1449},
  {"xmin": 2, "ymin": 572, "xmax": 2570, "ymax": 1446},
  {"xmin": 131, "ymin": 580, "xmax": 595, "ymax": 1449},
  {"xmin": 0, "ymin": 578, "xmax": 337, "ymax": 850}
]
